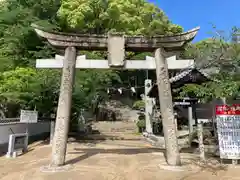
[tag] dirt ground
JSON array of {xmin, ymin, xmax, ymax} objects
[
  {"xmin": 1, "ymin": 121, "xmax": 240, "ymax": 180},
  {"xmin": 1, "ymin": 138, "xmax": 240, "ymax": 180}
]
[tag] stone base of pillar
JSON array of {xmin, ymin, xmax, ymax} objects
[
  {"xmin": 158, "ymin": 164, "xmax": 186, "ymax": 171},
  {"xmin": 40, "ymin": 164, "xmax": 73, "ymax": 173},
  {"xmin": 6, "ymin": 151, "xmax": 17, "ymax": 158}
]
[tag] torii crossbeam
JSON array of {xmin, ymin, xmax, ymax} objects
[{"xmin": 36, "ymin": 55, "xmax": 194, "ymax": 69}]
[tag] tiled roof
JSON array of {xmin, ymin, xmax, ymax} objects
[
  {"xmin": 169, "ymin": 69, "xmax": 193, "ymax": 83},
  {"xmin": 147, "ymin": 67, "xmax": 219, "ymax": 97},
  {"xmin": 169, "ymin": 67, "xmax": 217, "ymax": 83}
]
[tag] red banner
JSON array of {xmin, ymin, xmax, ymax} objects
[{"xmin": 216, "ymin": 105, "xmax": 240, "ymax": 115}]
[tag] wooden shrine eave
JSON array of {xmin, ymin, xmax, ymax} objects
[
  {"xmin": 32, "ymin": 24, "xmax": 200, "ymax": 52},
  {"xmin": 147, "ymin": 68, "xmax": 218, "ymax": 98}
]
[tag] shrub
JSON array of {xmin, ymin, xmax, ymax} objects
[
  {"xmin": 132, "ymin": 100, "xmax": 145, "ymax": 110},
  {"xmin": 136, "ymin": 119, "xmax": 146, "ymax": 128}
]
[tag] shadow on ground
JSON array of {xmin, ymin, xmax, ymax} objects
[
  {"xmin": 179, "ymin": 159, "xmax": 228, "ymax": 180},
  {"xmin": 65, "ymin": 146, "xmax": 228, "ymax": 177},
  {"xmin": 66, "ymin": 147, "xmax": 165, "ymax": 165}
]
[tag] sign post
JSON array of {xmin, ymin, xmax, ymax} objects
[
  {"xmin": 20, "ymin": 110, "xmax": 38, "ymax": 134},
  {"xmin": 216, "ymin": 104, "xmax": 240, "ymax": 164}
]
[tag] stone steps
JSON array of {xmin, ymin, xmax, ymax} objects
[
  {"xmin": 92, "ymin": 121, "xmax": 137, "ymax": 134},
  {"xmin": 68, "ymin": 133, "xmax": 143, "ymax": 141}
]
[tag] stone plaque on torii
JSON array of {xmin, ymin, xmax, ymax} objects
[{"xmin": 32, "ymin": 23, "xmax": 199, "ymax": 167}]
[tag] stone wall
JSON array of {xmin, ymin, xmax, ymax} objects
[{"xmin": 0, "ymin": 122, "xmax": 50, "ymax": 153}]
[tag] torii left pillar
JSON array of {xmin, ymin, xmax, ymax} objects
[{"xmin": 51, "ymin": 47, "xmax": 77, "ymax": 166}]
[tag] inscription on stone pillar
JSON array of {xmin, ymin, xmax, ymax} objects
[{"xmin": 108, "ymin": 33, "xmax": 125, "ymax": 67}]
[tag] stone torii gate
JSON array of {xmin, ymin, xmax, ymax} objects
[{"xmin": 32, "ymin": 24, "xmax": 199, "ymax": 167}]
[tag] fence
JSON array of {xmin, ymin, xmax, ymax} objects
[
  {"xmin": 0, "ymin": 118, "xmax": 20, "ymax": 124},
  {"xmin": 175, "ymin": 99, "xmax": 240, "ymax": 124},
  {"xmin": 0, "ymin": 117, "xmax": 54, "ymax": 124}
]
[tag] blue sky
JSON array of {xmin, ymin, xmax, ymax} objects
[{"xmin": 148, "ymin": 0, "xmax": 240, "ymax": 42}]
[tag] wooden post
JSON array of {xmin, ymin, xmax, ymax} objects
[
  {"xmin": 50, "ymin": 120, "xmax": 55, "ymax": 145},
  {"xmin": 188, "ymin": 106, "xmax": 193, "ymax": 134},
  {"xmin": 198, "ymin": 122, "xmax": 205, "ymax": 161},
  {"xmin": 145, "ymin": 79, "xmax": 153, "ymax": 134},
  {"xmin": 212, "ymin": 101, "xmax": 217, "ymax": 138},
  {"xmin": 155, "ymin": 48, "xmax": 181, "ymax": 166},
  {"xmin": 50, "ymin": 47, "xmax": 77, "ymax": 167},
  {"xmin": 193, "ymin": 102, "xmax": 198, "ymax": 126}
]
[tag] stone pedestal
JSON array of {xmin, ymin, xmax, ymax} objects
[{"xmin": 6, "ymin": 133, "xmax": 28, "ymax": 158}]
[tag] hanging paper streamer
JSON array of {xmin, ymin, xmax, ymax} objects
[
  {"xmin": 104, "ymin": 82, "xmax": 157, "ymax": 96},
  {"xmin": 118, "ymin": 88, "xmax": 122, "ymax": 94},
  {"xmin": 152, "ymin": 98, "xmax": 156, "ymax": 105},
  {"xmin": 131, "ymin": 87, "xmax": 136, "ymax": 93}
]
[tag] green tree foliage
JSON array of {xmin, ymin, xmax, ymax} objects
[
  {"xmin": 0, "ymin": 0, "xmax": 60, "ymax": 68},
  {"xmin": 0, "ymin": 0, "xmax": 63, "ymax": 117},
  {"xmin": 0, "ymin": 0, "xmax": 184, "ymax": 117},
  {"xmin": 57, "ymin": 0, "xmax": 183, "ymax": 91},
  {"xmin": 179, "ymin": 28, "xmax": 240, "ymax": 102},
  {"xmin": 58, "ymin": 0, "xmax": 183, "ymax": 35},
  {"xmin": 0, "ymin": 68, "xmax": 61, "ymax": 117}
]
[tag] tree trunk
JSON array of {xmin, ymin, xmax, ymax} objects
[
  {"xmin": 50, "ymin": 47, "xmax": 77, "ymax": 167},
  {"xmin": 154, "ymin": 48, "xmax": 181, "ymax": 166}
]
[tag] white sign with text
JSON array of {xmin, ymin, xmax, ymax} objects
[{"xmin": 20, "ymin": 110, "xmax": 38, "ymax": 123}]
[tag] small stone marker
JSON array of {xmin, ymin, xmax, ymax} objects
[
  {"xmin": 6, "ymin": 133, "xmax": 28, "ymax": 158},
  {"xmin": 198, "ymin": 122, "xmax": 205, "ymax": 161}
]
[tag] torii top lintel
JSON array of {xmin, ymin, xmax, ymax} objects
[{"xmin": 32, "ymin": 24, "xmax": 199, "ymax": 52}]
